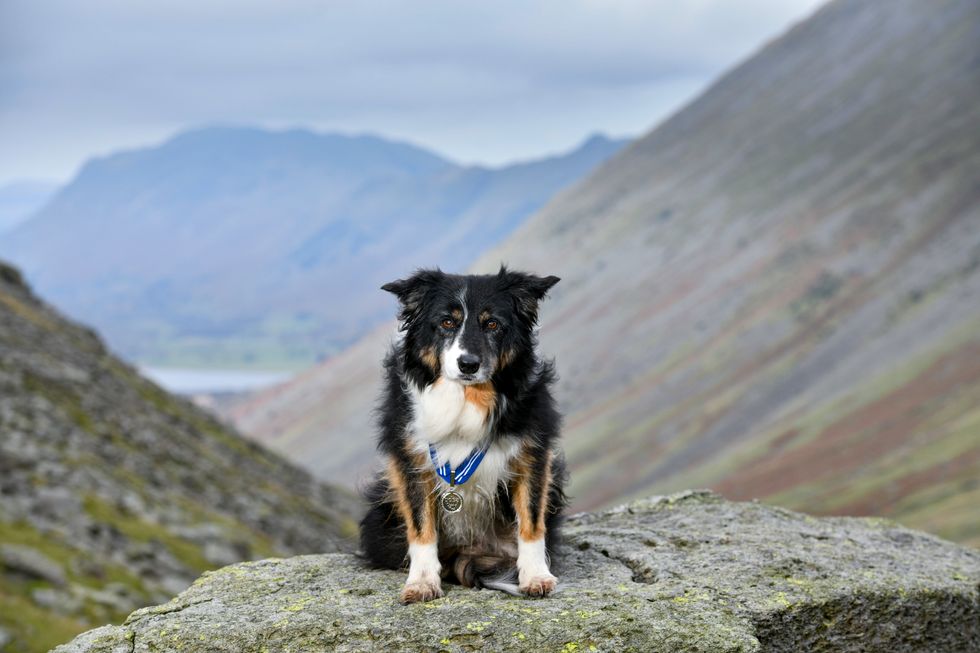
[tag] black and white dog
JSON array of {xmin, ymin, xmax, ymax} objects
[{"xmin": 359, "ymin": 267, "xmax": 567, "ymax": 603}]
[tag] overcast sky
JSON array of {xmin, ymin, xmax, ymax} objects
[{"xmin": 0, "ymin": 0, "xmax": 825, "ymax": 184}]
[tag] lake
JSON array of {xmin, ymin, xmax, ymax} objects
[{"xmin": 140, "ymin": 367, "xmax": 294, "ymax": 395}]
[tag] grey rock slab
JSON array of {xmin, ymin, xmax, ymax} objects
[
  {"xmin": 31, "ymin": 587, "xmax": 84, "ymax": 614},
  {"xmin": 1, "ymin": 543, "xmax": 67, "ymax": 586},
  {"xmin": 52, "ymin": 492, "xmax": 980, "ymax": 653}
]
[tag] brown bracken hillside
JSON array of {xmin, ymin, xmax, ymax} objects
[{"xmin": 233, "ymin": 0, "xmax": 980, "ymax": 547}]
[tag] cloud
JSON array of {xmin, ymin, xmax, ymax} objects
[{"xmin": 0, "ymin": 0, "xmax": 825, "ymax": 182}]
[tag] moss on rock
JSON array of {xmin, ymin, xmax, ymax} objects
[{"xmin": 53, "ymin": 491, "xmax": 980, "ymax": 653}]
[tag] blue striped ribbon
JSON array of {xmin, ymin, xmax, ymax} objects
[{"xmin": 428, "ymin": 441, "xmax": 490, "ymax": 486}]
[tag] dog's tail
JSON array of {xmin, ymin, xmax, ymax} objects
[
  {"xmin": 478, "ymin": 568, "xmax": 521, "ymax": 596},
  {"xmin": 444, "ymin": 549, "xmax": 521, "ymax": 596}
]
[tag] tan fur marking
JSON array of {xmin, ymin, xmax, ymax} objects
[
  {"xmin": 414, "ymin": 451, "xmax": 438, "ymax": 545},
  {"xmin": 536, "ymin": 450, "xmax": 553, "ymax": 536},
  {"xmin": 451, "ymin": 308, "xmax": 463, "ymax": 320},
  {"xmin": 385, "ymin": 458, "xmax": 418, "ymax": 541},
  {"xmin": 420, "ymin": 347, "xmax": 439, "ymax": 373},
  {"xmin": 510, "ymin": 447, "xmax": 553, "ymax": 541},
  {"xmin": 463, "ymin": 382, "xmax": 496, "ymax": 416},
  {"xmin": 479, "ymin": 309, "xmax": 491, "ymax": 322},
  {"xmin": 386, "ymin": 456, "xmax": 437, "ymax": 545},
  {"xmin": 498, "ymin": 348, "xmax": 515, "ymax": 370},
  {"xmin": 509, "ymin": 450, "xmax": 536, "ymax": 541}
]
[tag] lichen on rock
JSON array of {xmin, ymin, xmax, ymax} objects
[{"xmin": 53, "ymin": 491, "xmax": 980, "ymax": 652}]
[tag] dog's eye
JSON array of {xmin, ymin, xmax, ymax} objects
[
  {"xmin": 441, "ymin": 319, "xmax": 456, "ymax": 329},
  {"xmin": 485, "ymin": 320, "xmax": 499, "ymax": 331}
]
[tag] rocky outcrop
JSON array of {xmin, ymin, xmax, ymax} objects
[
  {"xmin": 0, "ymin": 260, "xmax": 359, "ymax": 652},
  {"xmin": 55, "ymin": 491, "xmax": 980, "ymax": 652}
]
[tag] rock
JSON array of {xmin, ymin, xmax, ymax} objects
[
  {"xmin": 203, "ymin": 540, "xmax": 248, "ymax": 567},
  {"xmin": 31, "ymin": 587, "xmax": 83, "ymax": 614},
  {"xmin": 156, "ymin": 574, "xmax": 194, "ymax": 598},
  {"xmin": 51, "ymin": 627, "xmax": 130, "ymax": 653},
  {"xmin": 74, "ymin": 583, "xmax": 142, "ymax": 615},
  {"xmin": 70, "ymin": 556, "xmax": 106, "ymax": 580},
  {"xmin": 53, "ymin": 491, "xmax": 980, "ymax": 653},
  {"xmin": 30, "ymin": 486, "xmax": 83, "ymax": 522},
  {"xmin": 0, "ymin": 543, "xmax": 67, "ymax": 586},
  {"xmin": 0, "ymin": 261, "xmax": 25, "ymax": 287}
]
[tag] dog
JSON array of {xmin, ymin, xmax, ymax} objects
[{"xmin": 359, "ymin": 266, "xmax": 567, "ymax": 603}]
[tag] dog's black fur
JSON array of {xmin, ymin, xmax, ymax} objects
[{"xmin": 359, "ymin": 266, "xmax": 567, "ymax": 602}]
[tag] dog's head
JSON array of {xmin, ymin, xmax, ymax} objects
[{"xmin": 382, "ymin": 266, "xmax": 559, "ymax": 385}]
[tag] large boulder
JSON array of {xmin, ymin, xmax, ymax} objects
[{"xmin": 54, "ymin": 491, "xmax": 980, "ymax": 653}]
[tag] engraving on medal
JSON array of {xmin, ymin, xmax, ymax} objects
[{"xmin": 441, "ymin": 490, "xmax": 463, "ymax": 513}]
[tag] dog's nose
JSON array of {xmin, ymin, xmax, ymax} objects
[{"xmin": 457, "ymin": 354, "xmax": 481, "ymax": 375}]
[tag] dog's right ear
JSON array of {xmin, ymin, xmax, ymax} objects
[{"xmin": 382, "ymin": 268, "xmax": 444, "ymax": 329}]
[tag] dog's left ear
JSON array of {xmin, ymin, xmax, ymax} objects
[
  {"xmin": 497, "ymin": 266, "xmax": 560, "ymax": 325},
  {"xmin": 382, "ymin": 268, "xmax": 444, "ymax": 329},
  {"xmin": 522, "ymin": 274, "xmax": 560, "ymax": 300}
]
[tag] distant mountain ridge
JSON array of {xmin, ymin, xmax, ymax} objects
[
  {"xmin": 0, "ymin": 180, "xmax": 59, "ymax": 235},
  {"xmin": 231, "ymin": 0, "xmax": 980, "ymax": 547},
  {"xmin": 0, "ymin": 127, "xmax": 625, "ymax": 369}
]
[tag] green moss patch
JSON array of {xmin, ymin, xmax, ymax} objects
[{"xmin": 82, "ymin": 495, "xmax": 211, "ymax": 573}]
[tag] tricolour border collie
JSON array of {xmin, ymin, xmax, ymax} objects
[{"xmin": 359, "ymin": 266, "xmax": 567, "ymax": 603}]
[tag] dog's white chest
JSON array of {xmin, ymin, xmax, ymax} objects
[
  {"xmin": 412, "ymin": 379, "xmax": 488, "ymax": 444},
  {"xmin": 433, "ymin": 441, "xmax": 518, "ymax": 548},
  {"xmin": 411, "ymin": 379, "xmax": 516, "ymax": 547}
]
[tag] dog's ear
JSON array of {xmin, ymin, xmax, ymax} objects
[
  {"xmin": 382, "ymin": 268, "xmax": 444, "ymax": 329},
  {"xmin": 496, "ymin": 265, "xmax": 560, "ymax": 326},
  {"xmin": 522, "ymin": 273, "xmax": 561, "ymax": 300}
]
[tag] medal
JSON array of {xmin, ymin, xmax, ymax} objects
[
  {"xmin": 428, "ymin": 443, "xmax": 490, "ymax": 515},
  {"xmin": 441, "ymin": 469, "xmax": 464, "ymax": 513},
  {"xmin": 441, "ymin": 490, "xmax": 463, "ymax": 513}
]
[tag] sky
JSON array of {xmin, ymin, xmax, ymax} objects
[{"xmin": 0, "ymin": 0, "xmax": 825, "ymax": 184}]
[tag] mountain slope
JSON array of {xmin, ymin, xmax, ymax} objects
[
  {"xmin": 476, "ymin": 0, "xmax": 980, "ymax": 541},
  {"xmin": 0, "ymin": 260, "xmax": 358, "ymax": 653},
  {"xmin": 231, "ymin": 0, "xmax": 980, "ymax": 547},
  {"xmin": 0, "ymin": 128, "xmax": 624, "ymax": 369},
  {"xmin": 0, "ymin": 180, "xmax": 59, "ymax": 235}
]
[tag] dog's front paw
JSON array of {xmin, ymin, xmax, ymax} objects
[
  {"xmin": 400, "ymin": 579, "xmax": 443, "ymax": 604},
  {"xmin": 520, "ymin": 573, "xmax": 557, "ymax": 598}
]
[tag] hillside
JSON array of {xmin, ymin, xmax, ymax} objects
[
  {"xmin": 0, "ymin": 181, "xmax": 58, "ymax": 235},
  {"xmin": 0, "ymin": 260, "xmax": 358, "ymax": 653},
  {"xmin": 231, "ymin": 0, "xmax": 980, "ymax": 547},
  {"xmin": 0, "ymin": 128, "xmax": 623, "ymax": 369}
]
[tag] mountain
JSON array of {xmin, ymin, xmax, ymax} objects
[
  {"xmin": 0, "ymin": 128, "xmax": 624, "ymax": 369},
  {"xmin": 230, "ymin": 0, "xmax": 980, "ymax": 547},
  {"xmin": 0, "ymin": 180, "xmax": 59, "ymax": 235},
  {"xmin": 0, "ymin": 260, "xmax": 359, "ymax": 653}
]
